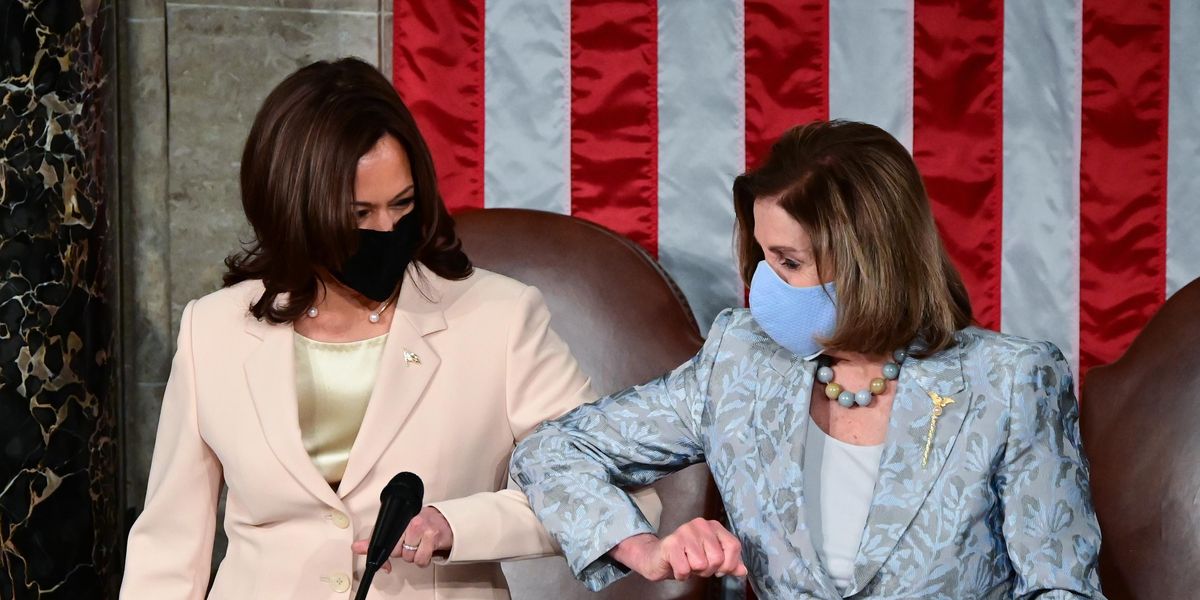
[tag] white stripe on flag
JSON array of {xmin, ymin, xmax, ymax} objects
[
  {"xmin": 657, "ymin": 0, "xmax": 745, "ymax": 328},
  {"xmin": 1001, "ymin": 0, "xmax": 1082, "ymax": 370},
  {"xmin": 1168, "ymin": 0, "xmax": 1200, "ymax": 296},
  {"xmin": 483, "ymin": 0, "xmax": 571, "ymax": 213},
  {"xmin": 828, "ymin": 0, "xmax": 914, "ymax": 150}
]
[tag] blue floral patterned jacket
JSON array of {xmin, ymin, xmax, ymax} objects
[{"xmin": 511, "ymin": 309, "xmax": 1105, "ymax": 599}]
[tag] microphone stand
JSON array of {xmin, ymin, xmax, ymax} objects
[
  {"xmin": 354, "ymin": 569, "xmax": 378, "ymax": 600},
  {"xmin": 354, "ymin": 472, "xmax": 423, "ymax": 600}
]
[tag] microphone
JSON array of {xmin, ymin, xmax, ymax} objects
[{"xmin": 355, "ymin": 472, "xmax": 424, "ymax": 600}]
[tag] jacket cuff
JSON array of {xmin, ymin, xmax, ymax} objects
[
  {"xmin": 574, "ymin": 518, "xmax": 656, "ymax": 591},
  {"xmin": 426, "ymin": 498, "xmax": 485, "ymax": 564}
]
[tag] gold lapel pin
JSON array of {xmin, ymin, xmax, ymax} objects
[
  {"xmin": 404, "ymin": 351, "xmax": 421, "ymax": 366},
  {"xmin": 922, "ymin": 391, "xmax": 956, "ymax": 467}
]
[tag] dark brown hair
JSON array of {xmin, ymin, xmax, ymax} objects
[
  {"xmin": 734, "ymin": 120, "xmax": 972, "ymax": 357},
  {"xmin": 224, "ymin": 57, "xmax": 472, "ymax": 322}
]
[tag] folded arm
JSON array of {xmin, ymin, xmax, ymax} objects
[
  {"xmin": 510, "ymin": 310, "xmax": 733, "ymax": 590},
  {"xmin": 431, "ymin": 286, "xmax": 662, "ymax": 564}
]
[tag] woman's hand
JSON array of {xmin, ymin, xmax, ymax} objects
[
  {"xmin": 609, "ymin": 519, "xmax": 747, "ymax": 581},
  {"xmin": 351, "ymin": 506, "xmax": 455, "ymax": 571}
]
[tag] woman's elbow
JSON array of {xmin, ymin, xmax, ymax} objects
[{"xmin": 510, "ymin": 423, "xmax": 557, "ymax": 488}]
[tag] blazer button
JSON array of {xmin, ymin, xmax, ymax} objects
[
  {"xmin": 325, "ymin": 572, "xmax": 351, "ymax": 593},
  {"xmin": 329, "ymin": 511, "xmax": 350, "ymax": 529}
]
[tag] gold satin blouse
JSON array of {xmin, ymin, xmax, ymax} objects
[{"xmin": 293, "ymin": 332, "xmax": 388, "ymax": 486}]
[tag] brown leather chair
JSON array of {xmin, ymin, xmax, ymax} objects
[
  {"xmin": 454, "ymin": 208, "xmax": 722, "ymax": 600},
  {"xmin": 1081, "ymin": 277, "xmax": 1200, "ymax": 600}
]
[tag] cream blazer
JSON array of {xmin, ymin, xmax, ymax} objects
[{"xmin": 121, "ymin": 266, "xmax": 657, "ymax": 599}]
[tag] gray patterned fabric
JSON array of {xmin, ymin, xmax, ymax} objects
[{"xmin": 512, "ymin": 309, "xmax": 1105, "ymax": 599}]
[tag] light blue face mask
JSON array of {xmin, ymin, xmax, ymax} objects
[{"xmin": 748, "ymin": 260, "xmax": 837, "ymax": 357}]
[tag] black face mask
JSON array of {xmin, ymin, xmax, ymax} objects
[{"xmin": 333, "ymin": 214, "xmax": 420, "ymax": 302}]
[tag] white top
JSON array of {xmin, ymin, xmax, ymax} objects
[{"xmin": 802, "ymin": 416, "xmax": 884, "ymax": 595}]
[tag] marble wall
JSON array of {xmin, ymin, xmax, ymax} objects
[
  {"xmin": 118, "ymin": 0, "xmax": 394, "ymax": 580},
  {"xmin": 0, "ymin": 0, "xmax": 120, "ymax": 597}
]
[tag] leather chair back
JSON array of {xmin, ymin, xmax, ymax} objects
[
  {"xmin": 454, "ymin": 208, "xmax": 721, "ymax": 600},
  {"xmin": 1081, "ymin": 277, "xmax": 1200, "ymax": 600}
]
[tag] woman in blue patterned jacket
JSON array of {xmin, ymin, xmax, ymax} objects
[{"xmin": 511, "ymin": 120, "xmax": 1105, "ymax": 599}]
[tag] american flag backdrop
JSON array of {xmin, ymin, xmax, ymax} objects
[{"xmin": 391, "ymin": 0, "xmax": 1198, "ymax": 381}]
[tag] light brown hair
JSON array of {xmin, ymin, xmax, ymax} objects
[
  {"xmin": 733, "ymin": 120, "xmax": 972, "ymax": 356},
  {"xmin": 224, "ymin": 57, "xmax": 472, "ymax": 323}
]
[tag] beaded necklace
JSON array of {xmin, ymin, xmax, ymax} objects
[{"xmin": 816, "ymin": 349, "xmax": 907, "ymax": 408}]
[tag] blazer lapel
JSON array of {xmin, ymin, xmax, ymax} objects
[
  {"xmin": 848, "ymin": 339, "xmax": 970, "ymax": 595},
  {"xmin": 244, "ymin": 318, "xmax": 343, "ymax": 508},
  {"xmin": 753, "ymin": 348, "xmax": 843, "ymax": 599},
  {"xmin": 337, "ymin": 267, "xmax": 446, "ymax": 499}
]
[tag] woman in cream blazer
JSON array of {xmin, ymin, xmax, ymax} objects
[
  {"xmin": 121, "ymin": 57, "xmax": 656, "ymax": 599},
  {"xmin": 123, "ymin": 267, "xmax": 599, "ymax": 599}
]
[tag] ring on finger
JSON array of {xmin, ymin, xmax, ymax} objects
[{"xmin": 402, "ymin": 543, "xmax": 420, "ymax": 552}]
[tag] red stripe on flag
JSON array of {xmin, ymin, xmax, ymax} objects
[
  {"xmin": 392, "ymin": 0, "xmax": 485, "ymax": 213},
  {"xmin": 912, "ymin": 0, "xmax": 1004, "ymax": 331},
  {"xmin": 1079, "ymin": 0, "xmax": 1170, "ymax": 376},
  {"xmin": 744, "ymin": 0, "xmax": 829, "ymax": 168},
  {"xmin": 570, "ymin": 0, "xmax": 659, "ymax": 256}
]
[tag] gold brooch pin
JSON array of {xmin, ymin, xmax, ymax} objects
[
  {"xmin": 404, "ymin": 351, "xmax": 421, "ymax": 366},
  {"xmin": 922, "ymin": 391, "xmax": 955, "ymax": 467}
]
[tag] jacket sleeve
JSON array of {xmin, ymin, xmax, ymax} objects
[
  {"xmin": 429, "ymin": 286, "xmax": 662, "ymax": 563},
  {"xmin": 509, "ymin": 309, "xmax": 733, "ymax": 591},
  {"xmin": 996, "ymin": 341, "xmax": 1106, "ymax": 600},
  {"xmin": 121, "ymin": 301, "xmax": 223, "ymax": 599}
]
